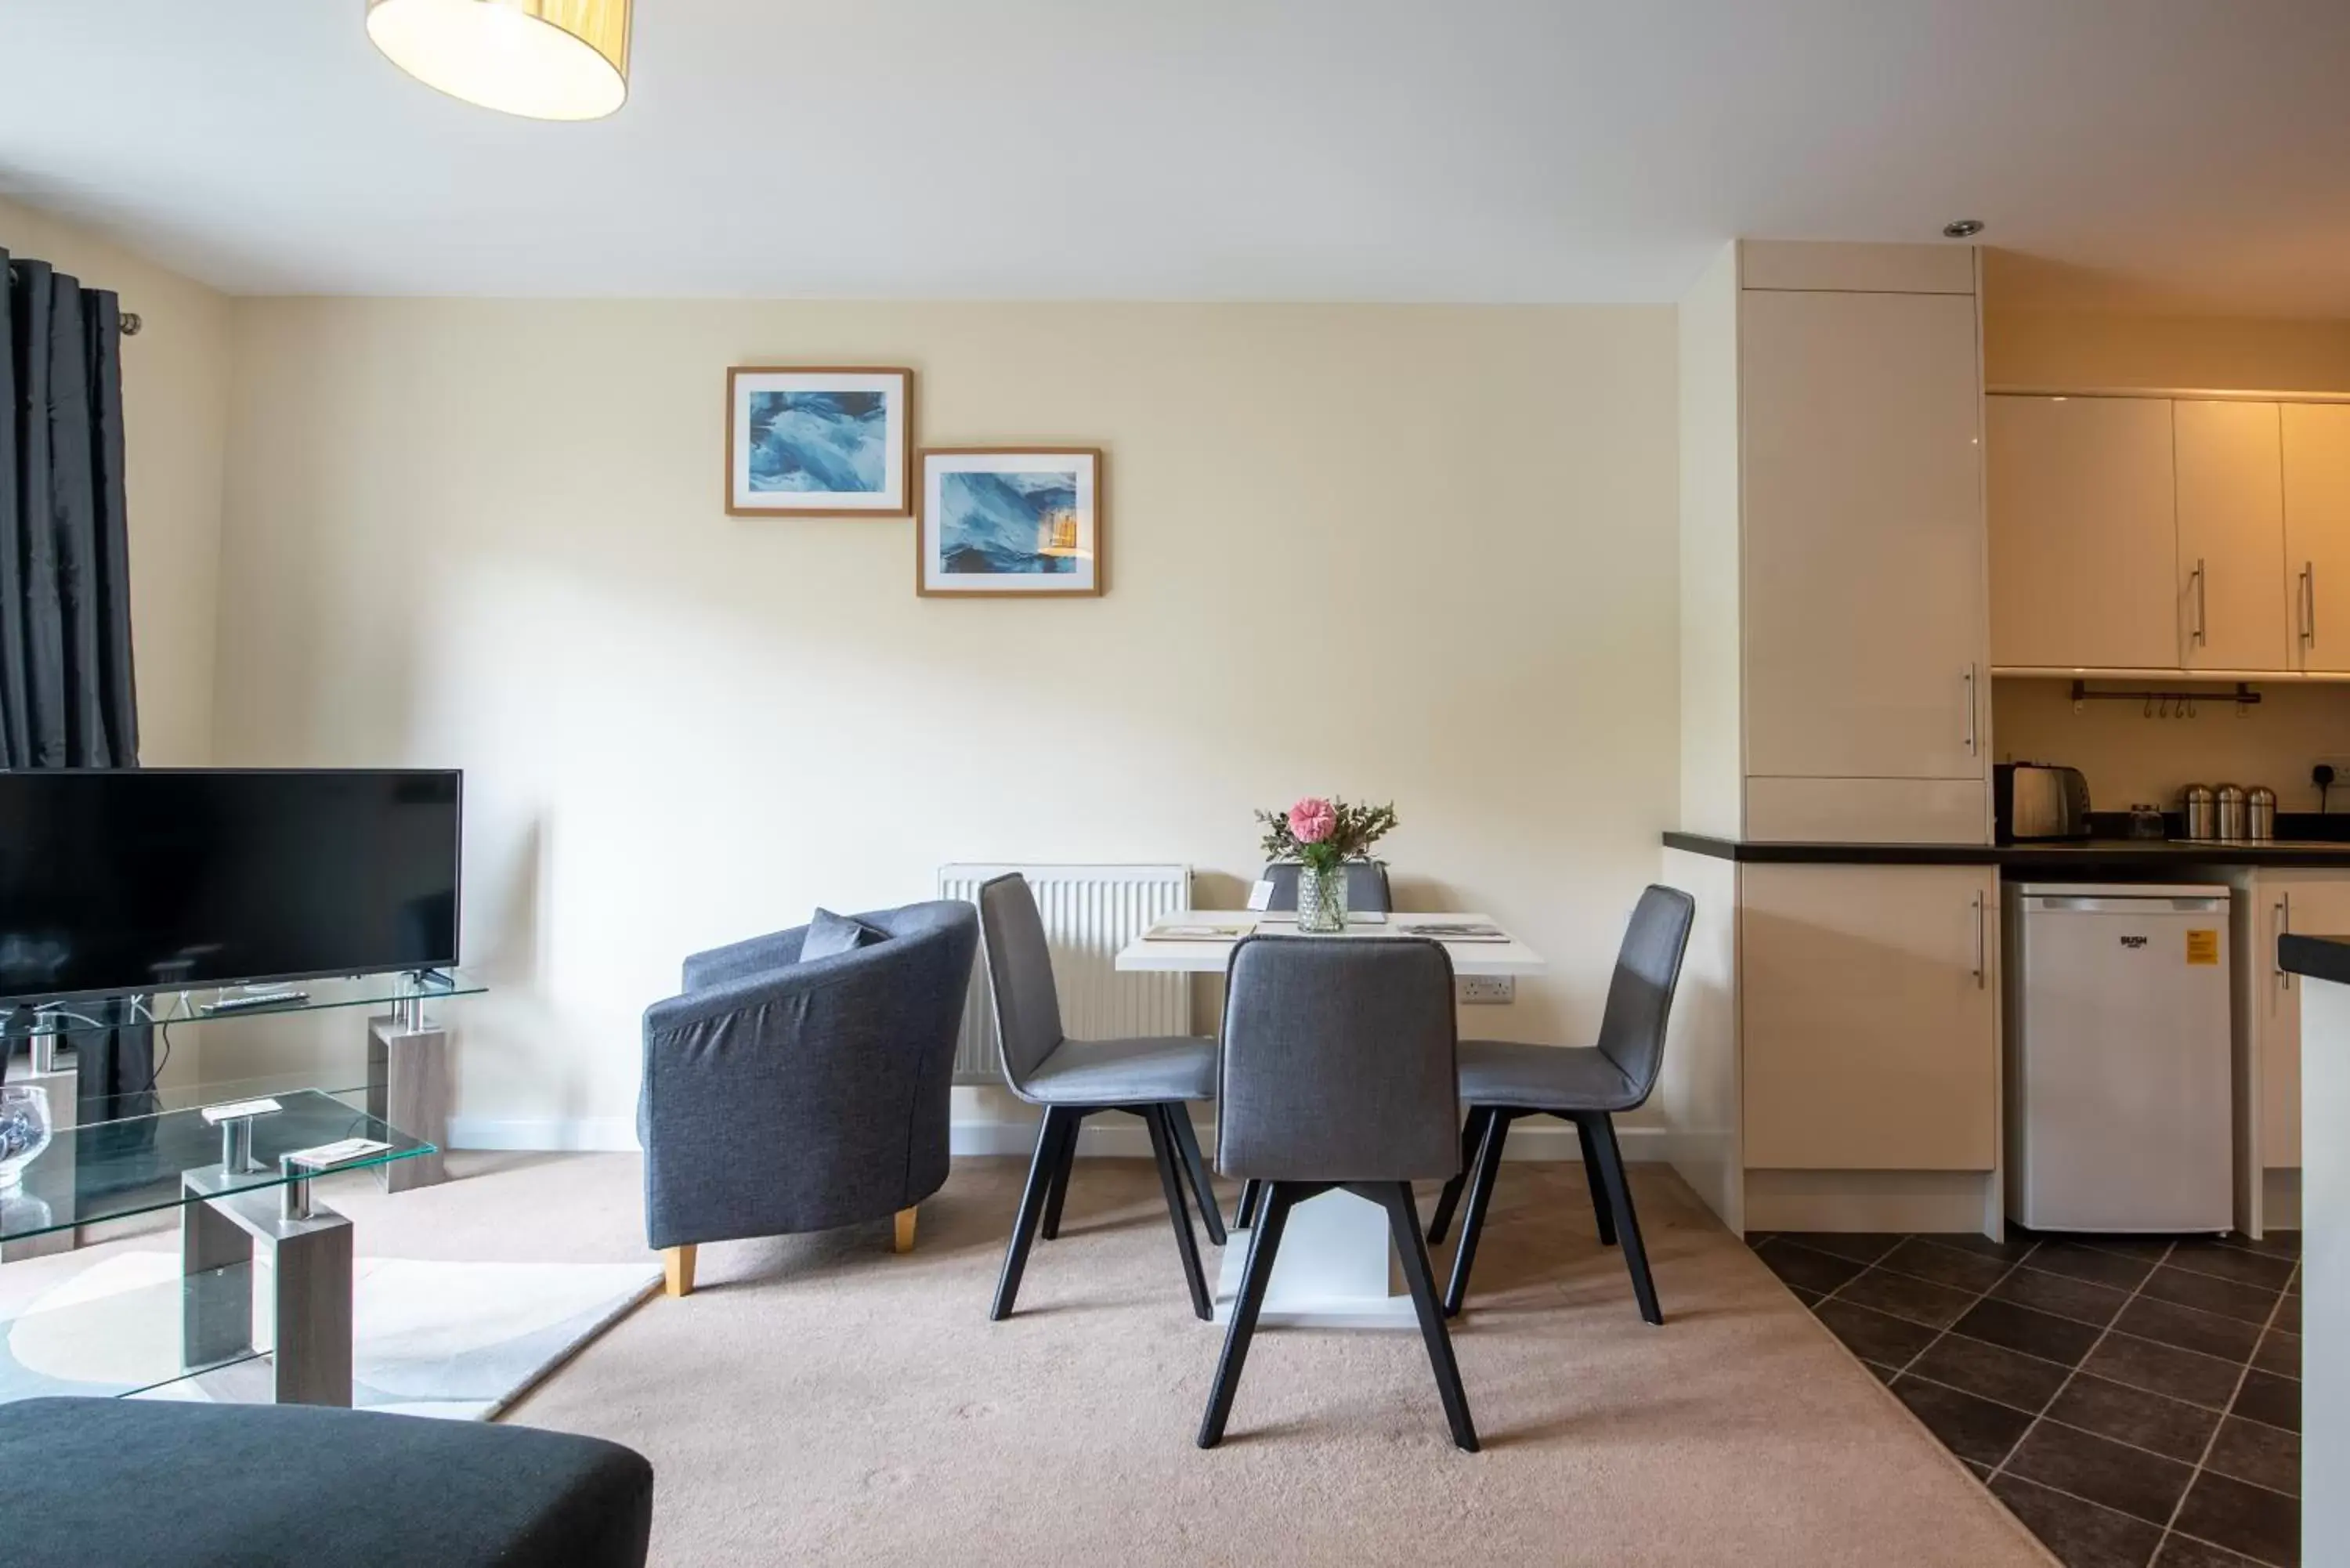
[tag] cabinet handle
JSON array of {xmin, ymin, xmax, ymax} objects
[
  {"xmin": 1971, "ymin": 891, "xmax": 1987, "ymax": 989},
  {"xmin": 2280, "ymin": 893, "xmax": 2293, "ymax": 991},
  {"xmin": 1961, "ymin": 664, "xmax": 1977, "ymax": 757},
  {"xmin": 2301, "ymin": 562, "xmax": 2317, "ymax": 645},
  {"xmin": 2191, "ymin": 558, "xmax": 2208, "ymax": 647}
]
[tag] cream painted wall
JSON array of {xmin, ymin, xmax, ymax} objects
[
  {"xmin": 216, "ymin": 300, "xmax": 1679, "ymax": 1141},
  {"xmin": 0, "ymin": 197, "xmax": 228, "ymax": 766},
  {"xmin": 1986, "ymin": 307, "xmax": 2350, "ymax": 396}
]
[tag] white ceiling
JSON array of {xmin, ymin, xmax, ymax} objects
[{"xmin": 2, "ymin": 0, "xmax": 2347, "ymax": 313}]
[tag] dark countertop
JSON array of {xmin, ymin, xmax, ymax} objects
[
  {"xmin": 2280, "ymin": 933, "xmax": 2350, "ymax": 986},
  {"xmin": 1664, "ymin": 830, "xmax": 2350, "ymax": 869}
]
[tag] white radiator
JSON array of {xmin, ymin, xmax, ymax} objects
[{"xmin": 939, "ymin": 863, "xmax": 1191, "ymax": 1084}]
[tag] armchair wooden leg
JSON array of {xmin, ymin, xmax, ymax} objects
[
  {"xmin": 663, "ymin": 1245, "xmax": 697, "ymax": 1299},
  {"xmin": 894, "ymin": 1207, "xmax": 918, "ymax": 1254}
]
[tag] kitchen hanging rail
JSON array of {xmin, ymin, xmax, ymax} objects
[{"xmin": 2068, "ymin": 679, "xmax": 2262, "ymax": 717}]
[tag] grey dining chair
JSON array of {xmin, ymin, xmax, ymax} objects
[
  {"xmin": 1426, "ymin": 885, "xmax": 1696, "ymax": 1325},
  {"xmin": 1256, "ymin": 860, "xmax": 1393, "ymax": 914},
  {"xmin": 978, "ymin": 873, "xmax": 1224, "ymax": 1323},
  {"xmin": 1229, "ymin": 859, "xmax": 1395, "ymax": 1234},
  {"xmin": 1201, "ymin": 935, "xmax": 1477, "ymax": 1452}
]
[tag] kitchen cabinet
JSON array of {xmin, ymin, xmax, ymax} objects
[
  {"xmin": 2250, "ymin": 872, "xmax": 2350, "ymax": 1169},
  {"xmin": 2284, "ymin": 403, "xmax": 2350, "ymax": 674},
  {"xmin": 2172, "ymin": 400, "xmax": 2289, "ymax": 672},
  {"xmin": 1987, "ymin": 395, "xmax": 2178, "ymax": 670},
  {"xmin": 1740, "ymin": 864, "xmax": 1999, "ymax": 1171},
  {"xmin": 1741, "ymin": 287, "xmax": 1987, "ymax": 787}
]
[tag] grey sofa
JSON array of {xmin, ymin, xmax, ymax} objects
[{"xmin": 639, "ymin": 899, "xmax": 978, "ymax": 1294}]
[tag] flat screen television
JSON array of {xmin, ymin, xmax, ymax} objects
[{"xmin": 0, "ymin": 768, "xmax": 461, "ymax": 1006}]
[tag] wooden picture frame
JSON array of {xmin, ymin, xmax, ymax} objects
[
  {"xmin": 916, "ymin": 447, "xmax": 1105, "ymax": 598},
  {"xmin": 725, "ymin": 366, "xmax": 915, "ymax": 517}
]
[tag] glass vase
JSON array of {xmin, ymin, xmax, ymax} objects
[
  {"xmin": 0, "ymin": 1085, "xmax": 52, "ymax": 1194},
  {"xmin": 1295, "ymin": 862, "xmax": 1349, "ymax": 934}
]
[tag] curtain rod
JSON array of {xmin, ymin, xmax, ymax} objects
[{"xmin": 2, "ymin": 259, "xmax": 142, "ymax": 334}]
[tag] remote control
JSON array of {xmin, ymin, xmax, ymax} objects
[{"xmin": 201, "ymin": 989, "xmax": 309, "ymax": 1015}]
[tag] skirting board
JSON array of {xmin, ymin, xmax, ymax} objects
[{"xmin": 441, "ymin": 1116, "xmax": 1673, "ymax": 1162}]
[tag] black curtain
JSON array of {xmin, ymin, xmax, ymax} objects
[{"xmin": 2, "ymin": 248, "xmax": 153, "ymax": 1123}]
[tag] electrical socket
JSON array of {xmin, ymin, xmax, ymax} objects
[{"xmin": 1456, "ymin": 976, "xmax": 1514, "ymax": 1006}]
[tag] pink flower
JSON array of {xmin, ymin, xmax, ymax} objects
[{"xmin": 1287, "ymin": 797, "xmax": 1336, "ymax": 845}]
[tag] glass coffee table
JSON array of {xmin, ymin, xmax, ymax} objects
[{"xmin": 0, "ymin": 1089, "xmax": 434, "ymax": 1406}]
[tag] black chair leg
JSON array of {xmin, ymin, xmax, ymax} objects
[
  {"xmin": 1145, "ymin": 1105, "xmax": 1213, "ymax": 1321},
  {"xmin": 1575, "ymin": 1117, "xmax": 1617, "ymax": 1247},
  {"xmin": 1374, "ymin": 1181, "xmax": 1480, "ymax": 1453},
  {"xmin": 992, "ymin": 1107, "xmax": 1072, "ymax": 1321},
  {"xmin": 1443, "ymin": 1109, "xmax": 1510, "ymax": 1317},
  {"xmin": 1039, "ymin": 1107, "xmax": 1083, "ymax": 1241},
  {"xmin": 1198, "ymin": 1183, "xmax": 1292, "ymax": 1448},
  {"xmin": 1168, "ymin": 1108, "xmax": 1226, "ymax": 1246},
  {"xmin": 1232, "ymin": 1178, "xmax": 1263, "ymax": 1232},
  {"xmin": 1580, "ymin": 1111, "xmax": 1661, "ymax": 1325},
  {"xmin": 1425, "ymin": 1107, "xmax": 1491, "ymax": 1245}
]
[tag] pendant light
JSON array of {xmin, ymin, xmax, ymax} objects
[{"xmin": 367, "ymin": 0, "xmax": 631, "ymax": 122}]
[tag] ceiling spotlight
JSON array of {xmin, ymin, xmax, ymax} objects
[{"xmin": 1943, "ymin": 219, "xmax": 1986, "ymax": 239}]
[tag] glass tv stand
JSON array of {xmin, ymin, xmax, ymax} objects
[{"xmin": 2, "ymin": 969, "xmax": 486, "ymax": 1267}]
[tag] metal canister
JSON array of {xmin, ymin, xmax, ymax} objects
[
  {"xmin": 2249, "ymin": 786, "xmax": 2278, "ymax": 842},
  {"xmin": 2182, "ymin": 783, "xmax": 2218, "ymax": 840},
  {"xmin": 2217, "ymin": 783, "xmax": 2249, "ymax": 841}
]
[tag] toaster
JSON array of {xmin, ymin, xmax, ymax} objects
[{"xmin": 1995, "ymin": 763, "xmax": 2092, "ymax": 842}]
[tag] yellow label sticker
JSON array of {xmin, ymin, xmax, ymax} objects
[{"xmin": 2186, "ymin": 930, "xmax": 2220, "ymax": 965}]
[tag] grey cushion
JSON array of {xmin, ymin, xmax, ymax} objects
[
  {"xmin": 1024, "ymin": 1035, "xmax": 1217, "ymax": 1106},
  {"xmin": 0, "ymin": 1396, "xmax": 652, "ymax": 1568},
  {"xmin": 801, "ymin": 906, "xmax": 877, "ymax": 963},
  {"xmin": 640, "ymin": 899, "xmax": 978, "ymax": 1250},
  {"xmin": 1458, "ymin": 1039, "xmax": 1640, "ymax": 1112}
]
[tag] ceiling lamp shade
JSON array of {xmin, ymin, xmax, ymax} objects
[{"xmin": 366, "ymin": 0, "xmax": 631, "ymax": 121}]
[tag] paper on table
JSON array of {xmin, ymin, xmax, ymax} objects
[
  {"xmin": 201, "ymin": 1098, "xmax": 283, "ymax": 1124},
  {"xmin": 1149, "ymin": 921, "xmax": 1256, "ymax": 941},
  {"xmin": 284, "ymin": 1137, "xmax": 392, "ymax": 1169},
  {"xmin": 1400, "ymin": 922, "xmax": 1510, "ymax": 941}
]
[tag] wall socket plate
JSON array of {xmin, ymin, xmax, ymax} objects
[{"xmin": 1456, "ymin": 976, "xmax": 1514, "ymax": 1005}]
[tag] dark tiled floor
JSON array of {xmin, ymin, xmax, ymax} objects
[{"xmin": 1754, "ymin": 1227, "xmax": 2301, "ymax": 1567}]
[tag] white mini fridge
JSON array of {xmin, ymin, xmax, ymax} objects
[{"xmin": 2008, "ymin": 883, "xmax": 2234, "ymax": 1234}]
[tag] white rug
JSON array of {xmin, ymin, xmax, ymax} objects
[{"xmin": 0, "ymin": 1251, "xmax": 660, "ymax": 1418}]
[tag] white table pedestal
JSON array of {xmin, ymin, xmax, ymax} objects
[{"xmin": 1211, "ymin": 1187, "xmax": 1416, "ymax": 1330}]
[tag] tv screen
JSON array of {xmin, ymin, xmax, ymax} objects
[{"xmin": 0, "ymin": 769, "xmax": 461, "ymax": 1005}]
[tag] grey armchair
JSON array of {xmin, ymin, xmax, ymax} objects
[{"xmin": 639, "ymin": 900, "xmax": 978, "ymax": 1296}]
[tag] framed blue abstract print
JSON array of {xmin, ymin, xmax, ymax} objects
[
  {"xmin": 726, "ymin": 366, "xmax": 913, "ymax": 516},
  {"xmin": 917, "ymin": 448, "xmax": 1104, "ymax": 597}
]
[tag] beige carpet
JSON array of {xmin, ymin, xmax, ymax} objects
[
  {"xmin": 9, "ymin": 1152, "xmax": 2048, "ymax": 1563},
  {"xmin": 335, "ymin": 1151, "xmax": 2050, "ymax": 1568}
]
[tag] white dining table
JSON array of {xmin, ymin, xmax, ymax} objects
[
  {"xmin": 1112, "ymin": 911, "xmax": 1546, "ymax": 1329},
  {"xmin": 1113, "ymin": 911, "xmax": 1545, "ymax": 977}
]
